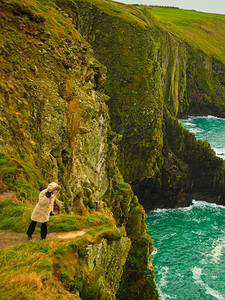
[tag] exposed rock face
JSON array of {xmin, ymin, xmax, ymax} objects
[
  {"xmin": 0, "ymin": 0, "xmax": 109, "ymax": 211},
  {"xmin": 87, "ymin": 237, "xmax": 131, "ymax": 299},
  {"xmin": 59, "ymin": 0, "xmax": 225, "ymax": 210},
  {"xmin": 0, "ymin": 1, "xmax": 158, "ymax": 299}
]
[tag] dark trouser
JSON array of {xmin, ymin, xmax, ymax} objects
[{"xmin": 27, "ymin": 221, "xmax": 47, "ymax": 239}]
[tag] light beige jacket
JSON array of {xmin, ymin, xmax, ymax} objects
[{"xmin": 31, "ymin": 182, "xmax": 61, "ymax": 223}]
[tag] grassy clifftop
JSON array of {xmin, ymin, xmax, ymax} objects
[
  {"xmin": 0, "ymin": 200, "xmax": 129, "ymax": 299},
  {"xmin": 146, "ymin": 6, "xmax": 225, "ymax": 64},
  {"xmin": 66, "ymin": 0, "xmax": 225, "ymax": 64}
]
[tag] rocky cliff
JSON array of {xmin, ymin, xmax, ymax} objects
[
  {"xmin": 0, "ymin": 0, "xmax": 109, "ymax": 210},
  {"xmin": 0, "ymin": 0, "xmax": 158, "ymax": 299},
  {"xmin": 87, "ymin": 237, "xmax": 131, "ymax": 298},
  {"xmin": 56, "ymin": 0, "xmax": 225, "ymax": 210},
  {"xmin": 1, "ymin": 0, "xmax": 225, "ymax": 298}
]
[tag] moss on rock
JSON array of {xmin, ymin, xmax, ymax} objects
[{"xmin": 61, "ymin": 0, "xmax": 225, "ymax": 210}]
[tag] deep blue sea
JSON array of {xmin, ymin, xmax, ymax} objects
[{"xmin": 146, "ymin": 116, "xmax": 225, "ymax": 300}]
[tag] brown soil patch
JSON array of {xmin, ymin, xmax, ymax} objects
[{"xmin": 0, "ymin": 191, "xmax": 17, "ymax": 202}]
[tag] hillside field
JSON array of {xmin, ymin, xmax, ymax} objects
[{"xmin": 142, "ymin": 6, "xmax": 225, "ymax": 63}]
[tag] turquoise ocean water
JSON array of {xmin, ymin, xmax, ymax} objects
[
  {"xmin": 179, "ymin": 115, "xmax": 225, "ymax": 158},
  {"xmin": 146, "ymin": 116, "xmax": 225, "ymax": 299}
]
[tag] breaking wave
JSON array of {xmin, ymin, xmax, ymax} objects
[{"xmin": 146, "ymin": 200, "xmax": 225, "ymax": 299}]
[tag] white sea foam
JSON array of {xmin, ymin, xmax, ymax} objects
[
  {"xmin": 205, "ymin": 286, "xmax": 225, "ymax": 300},
  {"xmin": 217, "ymin": 154, "xmax": 225, "ymax": 159},
  {"xmin": 214, "ymin": 147, "xmax": 225, "ymax": 159},
  {"xmin": 191, "ymin": 231, "xmax": 204, "ymax": 236},
  {"xmin": 192, "ymin": 200, "xmax": 225, "ymax": 210},
  {"xmin": 157, "ymin": 288, "xmax": 177, "ymax": 300},
  {"xmin": 157, "ymin": 267, "xmax": 177, "ymax": 300},
  {"xmin": 188, "ymin": 115, "xmax": 221, "ymax": 120},
  {"xmin": 149, "ymin": 203, "xmax": 193, "ymax": 214},
  {"xmin": 149, "ymin": 207, "xmax": 171, "ymax": 214},
  {"xmin": 147, "ymin": 200, "xmax": 225, "ymax": 220},
  {"xmin": 180, "ymin": 121, "xmax": 196, "ymax": 127},
  {"xmin": 192, "ymin": 266, "xmax": 203, "ymax": 281},
  {"xmin": 152, "ymin": 248, "xmax": 158, "ymax": 255},
  {"xmin": 149, "ymin": 199, "xmax": 224, "ymax": 215},
  {"xmin": 177, "ymin": 205, "xmax": 193, "ymax": 212},
  {"xmin": 192, "ymin": 266, "xmax": 225, "ymax": 300},
  {"xmin": 200, "ymin": 238, "xmax": 225, "ymax": 265},
  {"xmin": 211, "ymin": 238, "xmax": 225, "ymax": 264},
  {"xmin": 158, "ymin": 266, "xmax": 169, "ymax": 287},
  {"xmin": 192, "ymin": 218, "xmax": 202, "ymax": 223},
  {"xmin": 207, "ymin": 115, "xmax": 222, "ymax": 120},
  {"xmin": 211, "ymin": 244, "xmax": 223, "ymax": 263},
  {"xmin": 189, "ymin": 128, "xmax": 204, "ymax": 134}
]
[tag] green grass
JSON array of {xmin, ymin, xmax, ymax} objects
[
  {"xmin": 0, "ymin": 199, "xmax": 119, "ymax": 235},
  {"xmin": 79, "ymin": 0, "xmax": 153, "ymax": 28},
  {"xmin": 0, "ymin": 153, "xmax": 46, "ymax": 201},
  {"xmin": 0, "ymin": 198, "xmax": 124, "ymax": 299},
  {"xmin": 144, "ymin": 6, "xmax": 225, "ymax": 64},
  {"xmin": 0, "ymin": 237, "xmax": 100, "ymax": 299},
  {"xmin": 68, "ymin": 0, "xmax": 225, "ymax": 64},
  {"xmin": 0, "ymin": 241, "xmax": 54, "ymax": 299},
  {"xmin": 0, "ymin": 200, "xmax": 32, "ymax": 232},
  {"xmin": 49, "ymin": 215, "xmax": 81, "ymax": 232}
]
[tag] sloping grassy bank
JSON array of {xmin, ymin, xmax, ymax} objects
[
  {"xmin": 0, "ymin": 235, "xmax": 104, "ymax": 299},
  {"xmin": 0, "ymin": 198, "xmax": 125, "ymax": 299},
  {"xmin": 145, "ymin": 6, "xmax": 225, "ymax": 64},
  {"xmin": 0, "ymin": 198, "xmax": 121, "ymax": 236}
]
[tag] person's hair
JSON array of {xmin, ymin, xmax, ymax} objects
[{"xmin": 55, "ymin": 185, "xmax": 61, "ymax": 191}]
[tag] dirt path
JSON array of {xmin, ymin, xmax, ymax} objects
[
  {"xmin": 0, "ymin": 191, "xmax": 16, "ymax": 202},
  {"xmin": 0, "ymin": 192, "xmax": 88, "ymax": 250},
  {"xmin": 0, "ymin": 230, "xmax": 87, "ymax": 250}
]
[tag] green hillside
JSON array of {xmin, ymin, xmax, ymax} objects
[
  {"xmin": 75, "ymin": 0, "xmax": 225, "ymax": 64},
  {"xmin": 143, "ymin": 6, "xmax": 225, "ymax": 64}
]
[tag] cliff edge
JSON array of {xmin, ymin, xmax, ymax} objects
[{"xmin": 0, "ymin": 0, "xmax": 158, "ymax": 299}]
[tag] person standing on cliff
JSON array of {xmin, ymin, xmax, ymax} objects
[{"xmin": 26, "ymin": 182, "xmax": 61, "ymax": 240}]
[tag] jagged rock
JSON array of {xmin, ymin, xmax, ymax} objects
[{"xmin": 86, "ymin": 237, "xmax": 131, "ymax": 299}]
